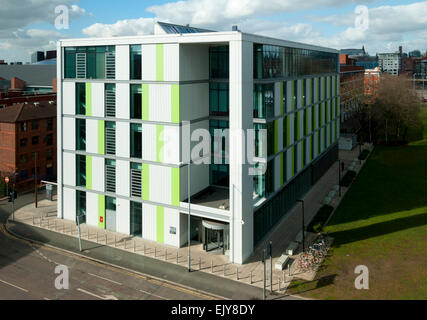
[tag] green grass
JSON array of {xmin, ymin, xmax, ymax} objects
[
  {"xmin": 288, "ymin": 143, "xmax": 427, "ymax": 299},
  {"xmin": 409, "ymin": 107, "xmax": 427, "ymax": 146}
]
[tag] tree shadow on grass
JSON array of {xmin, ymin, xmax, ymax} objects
[
  {"xmin": 288, "ymin": 274, "xmax": 338, "ymax": 295},
  {"xmin": 330, "ymin": 213, "xmax": 427, "ymax": 247}
]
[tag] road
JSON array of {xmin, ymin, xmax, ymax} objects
[{"xmin": 0, "ymin": 192, "xmax": 219, "ymax": 300}]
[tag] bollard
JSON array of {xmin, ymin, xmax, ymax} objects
[
  {"xmin": 114, "ymin": 236, "xmax": 116, "ymax": 247},
  {"xmin": 144, "ymin": 244, "xmax": 146, "ymax": 255},
  {"xmin": 125, "ymin": 239, "xmax": 127, "ymax": 249},
  {"xmin": 223, "ymin": 265, "xmax": 226, "ymax": 276},
  {"xmin": 199, "ymin": 257, "xmax": 201, "ymax": 270},
  {"xmin": 250, "ymin": 271, "xmax": 253, "ymax": 284},
  {"xmin": 105, "ymin": 234, "xmax": 107, "ymax": 245},
  {"xmin": 154, "ymin": 247, "xmax": 157, "ymax": 258},
  {"xmin": 54, "ymin": 220, "xmax": 57, "ymax": 231},
  {"xmin": 32, "ymin": 216, "xmax": 34, "ymax": 225},
  {"xmin": 165, "ymin": 249, "xmax": 168, "ymax": 261},
  {"xmin": 278, "ymin": 278, "xmax": 281, "ymax": 292},
  {"xmin": 96, "ymin": 231, "xmax": 98, "ymax": 243},
  {"xmin": 134, "ymin": 241, "xmax": 136, "ymax": 252},
  {"xmin": 211, "ymin": 260, "xmax": 213, "ymax": 273},
  {"xmin": 63, "ymin": 224, "xmax": 65, "ymax": 234},
  {"xmin": 176, "ymin": 251, "xmax": 179, "ymax": 264},
  {"xmin": 237, "ymin": 267, "xmax": 239, "ymax": 280}
]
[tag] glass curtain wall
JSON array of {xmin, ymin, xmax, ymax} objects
[
  {"xmin": 76, "ymin": 155, "xmax": 86, "ymax": 187},
  {"xmin": 76, "ymin": 83, "xmax": 86, "ymax": 115},
  {"xmin": 130, "ymin": 124, "xmax": 142, "ymax": 158},
  {"xmin": 130, "ymin": 85, "xmax": 142, "ymax": 119},
  {"xmin": 130, "ymin": 201, "xmax": 142, "ymax": 237},
  {"xmin": 130, "ymin": 45, "xmax": 142, "ymax": 80}
]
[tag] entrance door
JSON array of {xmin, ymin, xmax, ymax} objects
[
  {"xmin": 105, "ymin": 209, "xmax": 116, "ymax": 232},
  {"xmin": 204, "ymin": 228, "xmax": 224, "ymax": 253}
]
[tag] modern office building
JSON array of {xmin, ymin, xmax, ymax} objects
[
  {"xmin": 378, "ymin": 48, "xmax": 402, "ymax": 76},
  {"xmin": 57, "ymin": 22, "xmax": 340, "ymax": 264}
]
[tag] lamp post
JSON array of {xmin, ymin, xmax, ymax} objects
[
  {"xmin": 187, "ymin": 122, "xmax": 191, "ymax": 272},
  {"xmin": 337, "ymin": 160, "xmax": 341, "ymax": 197},
  {"xmin": 296, "ymin": 199, "xmax": 305, "ymax": 252}
]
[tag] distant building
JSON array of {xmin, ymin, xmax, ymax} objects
[
  {"xmin": 340, "ymin": 47, "xmax": 366, "ymax": 58},
  {"xmin": 338, "ymin": 54, "xmax": 364, "ymax": 150},
  {"xmin": 0, "ymin": 90, "xmax": 56, "ymax": 108},
  {"xmin": 45, "ymin": 50, "xmax": 57, "ymax": 60},
  {"xmin": 378, "ymin": 47, "xmax": 402, "ymax": 76},
  {"xmin": 31, "ymin": 51, "xmax": 45, "ymax": 64},
  {"xmin": 0, "ymin": 64, "xmax": 56, "ymax": 92},
  {"xmin": 0, "ymin": 101, "xmax": 57, "ymax": 191},
  {"xmin": 364, "ymin": 67, "xmax": 381, "ymax": 104}
]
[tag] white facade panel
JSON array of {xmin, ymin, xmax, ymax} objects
[
  {"xmin": 149, "ymin": 84, "xmax": 171, "ymax": 122},
  {"xmin": 286, "ymin": 81, "xmax": 292, "ymax": 112},
  {"xmin": 274, "ymin": 82, "xmax": 281, "ymax": 116},
  {"xmin": 163, "ymin": 126, "xmax": 180, "ymax": 165},
  {"xmin": 297, "ymin": 80, "xmax": 302, "ymax": 109},
  {"xmin": 86, "ymin": 119, "xmax": 98, "ymax": 154},
  {"xmin": 116, "ymin": 45, "xmax": 130, "ymax": 81},
  {"xmin": 86, "ymin": 192, "xmax": 99, "ymax": 227},
  {"xmin": 142, "ymin": 123, "xmax": 157, "ymax": 162},
  {"xmin": 179, "ymin": 163, "xmax": 209, "ymax": 201},
  {"xmin": 149, "ymin": 165, "xmax": 171, "ymax": 204},
  {"xmin": 142, "ymin": 203, "xmax": 157, "ymax": 241},
  {"xmin": 63, "ymin": 117, "xmax": 75, "ymax": 151},
  {"xmin": 63, "ymin": 188, "xmax": 76, "ymax": 222},
  {"xmin": 141, "ymin": 44, "xmax": 156, "ymax": 81},
  {"xmin": 116, "ymin": 198, "xmax": 130, "ymax": 235},
  {"xmin": 116, "ymin": 122, "xmax": 130, "ymax": 158},
  {"xmin": 91, "ymin": 83, "xmax": 104, "ymax": 118},
  {"xmin": 116, "ymin": 83, "xmax": 130, "ymax": 119},
  {"xmin": 163, "ymin": 44, "xmax": 179, "ymax": 82},
  {"xmin": 164, "ymin": 207, "xmax": 180, "ymax": 247},
  {"xmin": 63, "ymin": 153, "xmax": 76, "ymax": 186},
  {"xmin": 116, "ymin": 160, "xmax": 130, "ymax": 197},
  {"xmin": 91, "ymin": 156, "xmax": 105, "ymax": 193},
  {"xmin": 63, "ymin": 82, "xmax": 75, "ymax": 115},
  {"xmin": 180, "ymin": 83, "xmax": 209, "ymax": 121}
]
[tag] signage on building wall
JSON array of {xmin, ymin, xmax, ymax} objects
[
  {"xmin": 4, "ymin": 177, "xmax": 9, "ymax": 184},
  {"xmin": 169, "ymin": 226, "xmax": 176, "ymax": 235},
  {"xmin": 100, "ymin": 216, "xmax": 103, "ymax": 223}
]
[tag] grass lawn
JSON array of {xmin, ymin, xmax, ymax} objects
[{"xmin": 287, "ymin": 108, "xmax": 427, "ymax": 299}]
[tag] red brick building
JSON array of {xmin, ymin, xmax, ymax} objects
[
  {"xmin": 364, "ymin": 67, "xmax": 381, "ymax": 104},
  {"xmin": 0, "ymin": 101, "xmax": 56, "ymax": 192}
]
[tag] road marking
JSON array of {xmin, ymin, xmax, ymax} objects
[
  {"xmin": 0, "ymin": 279, "xmax": 29, "ymax": 293},
  {"xmin": 138, "ymin": 289, "xmax": 169, "ymax": 300},
  {"xmin": 88, "ymin": 273, "xmax": 122, "ymax": 285},
  {"xmin": 77, "ymin": 288, "xmax": 118, "ymax": 300}
]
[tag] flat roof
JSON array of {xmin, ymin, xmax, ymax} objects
[{"xmin": 59, "ymin": 29, "xmax": 338, "ymax": 54}]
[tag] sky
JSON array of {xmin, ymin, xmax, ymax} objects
[{"xmin": 0, "ymin": 0, "xmax": 426, "ymax": 63}]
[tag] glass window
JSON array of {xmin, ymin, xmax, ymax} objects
[
  {"xmin": 46, "ymin": 134, "xmax": 53, "ymax": 146},
  {"xmin": 19, "ymin": 154, "xmax": 27, "ymax": 163},
  {"xmin": 209, "ymin": 46, "xmax": 229, "ymax": 79},
  {"xmin": 64, "ymin": 47, "xmax": 76, "ymax": 78},
  {"xmin": 20, "ymin": 138, "xmax": 27, "ymax": 147},
  {"xmin": 130, "ymin": 162, "xmax": 142, "ymax": 198},
  {"xmin": 31, "ymin": 121, "xmax": 39, "ymax": 130},
  {"xmin": 209, "ymin": 82, "xmax": 229, "ymax": 116},
  {"xmin": 130, "ymin": 84, "xmax": 142, "ymax": 119},
  {"xmin": 105, "ymin": 159, "xmax": 116, "ymax": 193},
  {"xmin": 253, "ymin": 84, "xmax": 274, "ymax": 119},
  {"xmin": 76, "ymin": 190, "xmax": 86, "ymax": 223},
  {"xmin": 20, "ymin": 122, "xmax": 27, "ymax": 132},
  {"xmin": 267, "ymin": 121, "xmax": 275, "ymax": 156},
  {"xmin": 265, "ymin": 160, "xmax": 274, "ymax": 197},
  {"xmin": 105, "ymin": 121, "xmax": 116, "ymax": 155},
  {"xmin": 76, "ymin": 155, "xmax": 86, "ymax": 187},
  {"xmin": 130, "ymin": 45, "xmax": 142, "ymax": 80},
  {"xmin": 32, "ymin": 136, "xmax": 39, "ymax": 145},
  {"xmin": 47, "ymin": 119, "xmax": 53, "ymax": 131},
  {"xmin": 76, "ymin": 119, "xmax": 86, "ymax": 151},
  {"xmin": 106, "ymin": 196, "xmax": 116, "ymax": 211},
  {"xmin": 253, "ymin": 163, "xmax": 266, "ymax": 198},
  {"xmin": 130, "ymin": 123, "xmax": 142, "ymax": 158},
  {"xmin": 76, "ymin": 83, "xmax": 86, "ymax": 115},
  {"xmin": 254, "ymin": 123, "xmax": 267, "ymax": 158},
  {"xmin": 46, "ymin": 149, "xmax": 53, "ymax": 160},
  {"xmin": 105, "ymin": 84, "xmax": 116, "ymax": 117},
  {"xmin": 130, "ymin": 201, "xmax": 142, "ymax": 237}
]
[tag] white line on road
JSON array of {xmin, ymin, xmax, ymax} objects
[
  {"xmin": 77, "ymin": 288, "xmax": 118, "ymax": 300},
  {"xmin": 0, "ymin": 279, "xmax": 29, "ymax": 292},
  {"xmin": 138, "ymin": 289, "xmax": 169, "ymax": 300},
  {"xmin": 88, "ymin": 273, "xmax": 122, "ymax": 285}
]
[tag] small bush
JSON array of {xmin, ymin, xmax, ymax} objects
[
  {"xmin": 340, "ymin": 170, "xmax": 356, "ymax": 187},
  {"xmin": 358, "ymin": 149, "xmax": 370, "ymax": 160},
  {"xmin": 307, "ymin": 204, "xmax": 334, "ymax": 233}
]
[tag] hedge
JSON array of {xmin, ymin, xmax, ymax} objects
[
  {"xmin": 307, "ymin": 204, "xmax": 334, "ymax": 233},
  {"xmin": 340, "ymin": 170, "xmax": 357, "ymax": 187}
]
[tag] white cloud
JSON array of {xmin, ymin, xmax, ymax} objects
[{"xmin": 82, "ymin": 18, "xmax": 155, "ymax": 37}]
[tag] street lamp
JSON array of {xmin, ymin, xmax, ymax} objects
[
  {"xmin": 337, "ymin": 160, "xmax": 342, "ymax": 197},
  {"xmin": 296, "ymin": 199, "xmax": 305, "ymax": 252},
  {"xmin": 187, "ymin": 122, "xmax": 192, "ymax": 273}
]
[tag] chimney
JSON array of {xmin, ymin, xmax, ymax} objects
[{"xmin": 399, "ymin": 46, "xmax": 402, "ymax": 54}]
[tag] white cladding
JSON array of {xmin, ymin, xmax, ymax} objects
[
  {"xmin": 116, "ymin": 45, "xmax": 130, "ymax": 81},
  {"xmin": 63, "ymin": 153, "xmax": 76, "ymax": 186},
  {"xmin": 86, "ymin": 192, "xmax": 99, "ymax": 227},
  {"xmin": 63, "ymin": 82, "xmax": 75, "ymax": 115},
  {"xmin": 63, "ymin": 117, "xmax": 75, "ymax": 151},
  {"xmin": 116, "ymin": 83, "xmax": 130, "ymax": 119}
]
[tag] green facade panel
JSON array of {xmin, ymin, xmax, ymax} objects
[
  {"xmin": 156, "ymin": 125, "xmax": 164, "ymax": 163},
  {"xmin": 85, "ymin": 82, "xmax": 92, "ymax": 116},
  {"xmin": 98, "ymin": 194, "xmax": 105, "ymax": 229},
  {"xmin": 142, "ymin": 84, "xmax": 149, "ymax": 121},
  {"xmin": 156, "ymin": 206, "xmax": 164, "ymax": 243},
  {"xmin": 171, "ymin": 84, "xmax": 180, "ymax": 123},
  {"xmin": 98, "ymin": 120, "xmax": 105, "ymax": 155},
  {"xmin": 156, "ymin": 44, "xmax": 164, "ymax": 81},
  {"xmin": 86, "ymin": 155, "xmax": 92, "ymax": 190}
]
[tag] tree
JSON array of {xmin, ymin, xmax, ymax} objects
[{"xmin": 370, "ymin": 75, "xmax": 420, "ymax": 144}]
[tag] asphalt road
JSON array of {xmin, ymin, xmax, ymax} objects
[{"xmin": 0, "ymin": 192, "xmax": 218, "ymax": 300}]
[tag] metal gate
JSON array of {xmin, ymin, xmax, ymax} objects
[{"xmin": 106, "ymin": 209, "xmax": 116, "ymax": 232}]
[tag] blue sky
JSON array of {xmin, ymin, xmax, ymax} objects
[{"xmin": 1, "ymin": 0, "xmax": 426, "ymax": 62}]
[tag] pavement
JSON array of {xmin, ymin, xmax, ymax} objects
[{"xmin": 2, "ymin": 143, "xmax": 373, "ymax": 300}]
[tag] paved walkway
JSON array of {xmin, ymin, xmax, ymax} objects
[{"xmin": 9, "ymin": 143, "xmax": 373, "ymax": 297}]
